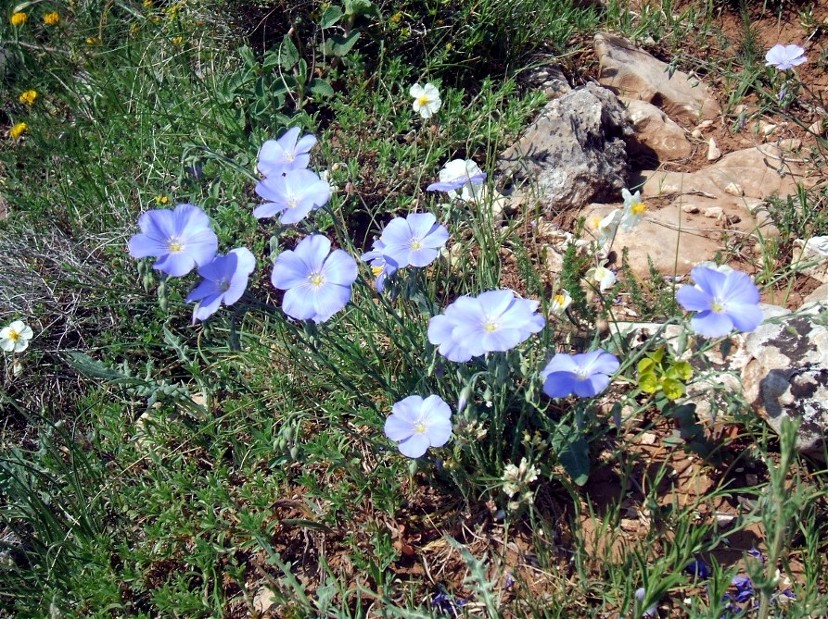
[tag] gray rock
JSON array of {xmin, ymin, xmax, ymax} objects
[
  {"xmin": 741, "ymin": 307, "xmax": 828, "ymax": 460},
  {"xmin": 497, "ymin": 82, "xmax": 631, "ymax": 211}
]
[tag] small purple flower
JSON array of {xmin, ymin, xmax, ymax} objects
[
  {"xmin": 426, "ymin": 159, "xmax": 486, "ymax": 193},
  {"xmin": 128, "ymin": 203, "xmax": 218, "ymax": 277},
  {"xmin": 731, "ymin": 575, "xmax": 754, "ymax": 603},
  {"xmin": 385, "ymin": 395, "xmax": 452, "ymax": 458},
  {"xmin": 685, "ymin": 558, "xmax": 710, "ymax": 579},
  {"xmin": 186, "ymin": 248, "xmax": 256, "ymax": 322},
  {"xmin": 360, "ymin": 239, "xmax": 398, "ymax": 293},
  {"xmin": 540, "ymin": 349, "xmax": 619, "ymax": 399},
  {"xmin": 747, "ymin": 548, "xmax": 764, "ymax": 563},
  {"xmin": 675, "ymin": 266, "xmax": 763, "ymax": 338},
  {"xmin": 271, "ymin": 235, "xmax": 358, "ymax": 323},
  {"xmin": 765, "ymin": 44, "xmax": 807, "ymax": 71},
  {"xmin": 257, "ymin": 127, "xmax": 317, "ymax": 177},
  {"xmin": 428, "ymin": 290, "xmax": 545, "ymax": 363},
  {"xmin": 378, "ymin": 213, "xmax": 449, "ymax": 268},
  {"xmin": 254, "ymin": 169, "xmax": 331, "ymax": 225}
]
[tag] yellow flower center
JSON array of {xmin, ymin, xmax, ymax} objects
[
  {"xmin": 414, "ymin": 422, "xmax": 427, "ymax": 433},
  {"xmin": 286, "ymin": 195, "xmax": 298, "ymax": 209},
  {"xmin": 410, "ymin": 239, "xmax": 422, "ymax": 250},
  {"xmin": 417, "ymin": 95, "xmax": 431, "ymax": 107},
  {"xmin": 168, "ymin": 239, "xmax": 184, "ymax": 253},
  {"xmin": 588, "ymin": 215, "xmax": 602, "ymax": 229},
  {"xmin": 631, "ymin": 202, "xmax": 647, "ymax": 215},
  {"xmin": 711, "ymin": 300, "xmax": 725, "ymax": 313},
  {"xmin": 483, "ymin": 321, "xmax": 498, "ymax": 332},
  {"xmin": 371, "ymin": 265, "xmax": 384, "ymax": 277},
  {"xmin": 8, "ymin": 330, "xmax": 20, "ymax": 342},
  {"xmin": 309, "ymin": 273, "xmax": 325, "ymax": 287},
  {"xmin": 554, "ymin": 293, "xmax": 566, "ymax": 306}
]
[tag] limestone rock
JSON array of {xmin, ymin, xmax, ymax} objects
[
  {"xmin": 623, "ymin": 98, "xmax": 692, "ymax": 161},
  {"xmin": 802, "ymin": 282, "xmax": 828, "ymax": 308},
  {"xmin": 792, "ymin": 236, "xmax": 828, "ymax": 284},
  {"xmin": 580, "ymin": 202, "xmax": 724, "ymax": 276},
  {"xmin": 594, "ymin": 33, "xmax": 721, "ymax": 124},
  {"xmin": 498, "ymin": 82, "xmax": 631, "ymax": 211},
  {"xmin": 741, "ymin": 307, "xmax": 828, "ymax": 460}
]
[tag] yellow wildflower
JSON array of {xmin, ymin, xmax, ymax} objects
[
  {"xmin": 43, "ymin": 11, "xmax": 60, "ymax": 25},
  {"xmin": 18, "ymin": 90, "xmax": 38, "ymax": 106},
  {"xmin": 171, "ymin": 36, "xmax": 184, "ymax": 46},
  {"xmin": 10, "ymin": 12, "xmax": 28, "ymax": 26},
  {"xmin": 85, "ymin": 36, "xmax": 99, "ymax": 45},
  {"xmin": 10, "ymin": 122, "xmax": 28, "ymax": 140},
  {"xmin": 143, "ymin": 0, "xmax": 152, "ymax": 6},
  {"xmin": 155, "ymin": 195, "xmax": 170, "ymax": 205}
]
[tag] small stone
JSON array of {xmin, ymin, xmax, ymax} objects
[
  {"xmin": 691, "ymin": 128, "xmax": 703, "ymax": 139},
  {"xmin": 715, "ymin": 513, "xmax": 737, "ymax": 527},
  {"xmin": 703, "ymin": 206, "xmax": 724, "ymax": 219},
  {"xmin": 778, "ymin": 138, "xmax": 801, "ymax": 151},
  {"xmin": 723, "ymin": 182, "xmax": 743, "ymax": 196},
  {"xmin": 253, "ymin": 587, "xmax": 277, "ymax": 614},
  {"xmin": 697, "ymin": 119, "xmax": 714, "ymax": 130},
  {"xmin": 758, "ymin": 120, "xmax": 777, "ymax": 136},
  {"xmin": 682, "ymin": 204, "xmax": 700, "ymax": 214},
  {"xmin": 620, "ymin": 518, "xmax": 639, "ymax": 532},
  {"xmin": 808, "ymin": 120, "xmax": 826, "ymax": 136},
  {"xmin": 640, "ymin": 432, "xmax": 657, "ymax": 445},
  {"xmin": 707, "ymin": 138, "xmax": 721, "ymax": 161}
]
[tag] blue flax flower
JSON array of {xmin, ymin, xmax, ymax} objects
[
  {"xmin": 360, "ymin": 239, "xmax": 398, "ymax": 292},
  {"xmin": 765, "ymin": 44, "xmax": 807, "ymax": 71},
  {"xmin": 635, "ymin": 587, "xmax": 658, "ymax": 618},
  {"xmin": 675, "ymin": 266, "xmax": 763, "ymax": 338},
  {"xmin": 257, "ymin": 127, "xmax": 317, "ymax": 177},
  {"xmin": 385, "ymin": 395, "xmax": 452, "ymax": 458},
  {"xmin": 186, "ymin": 248, "xmax": 256, "ymax": 322},
  {"xmin": 685, "ymin": 558, "xmax": 711, "ymax": 579},
  {"xmin": 541, "ymin": 349, "xmax": 619, "ymax": 398},
  {"xmin": 378, "ymin": 213, "xmax": 449, "ymax": 268},
  {"xmin": 128, "ymin": 203, "xmax": 218, "ymax": 277},
  {"xmin": 254, "ymin": 169, "xmax": 331, "ymax": 225},
  {"xmin": 428, "ymin": 290, "xmax": 545, "ymax": 362},
  {"xmin": 271, "ymin": 235, "xmax": 357, "ymax": 323},
  {"xmin": 731, "ymin": 575, "xmax": 754, "ymax": 603},
  {"xmin": 426, "ymin": 158, "xmax": 486, "ymax": 193}
]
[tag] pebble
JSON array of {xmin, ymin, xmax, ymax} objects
[
  {"xmin": 682, "ymin": 205, "xmax": 700, "ymax": 214},
  {"xmin": 778, "ymin": 138, "xmax": 801, "ymax": 151},
  {"xmin": 808, "ymin": 120, "xmax": 825, "ymax": 136},
  {"xmin": 691, "ymin": 128, "xmax": 703, "ymax": 139},
  {"xmin": 758, "ymin": 120, "xmax": 777, "ymax": 136},
  {"xmin": 724, "ymin": 182, "xmax": 744, "ymax": 196},
  {"xmin": 703, "ymin": 206, "xmax": 724, "ymax": 219},
  {"xmin": 707, "ymin": 138, "xmax": 721, "ymax": 161}
]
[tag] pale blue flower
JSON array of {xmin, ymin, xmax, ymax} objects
[
  {"xmin": 128, "ymin": 203, "xmax": 218, "ymax": 277},
  {"xmin": 428, "ymin": 290, "xmax": 545, "ymax": 362},
  {"xmin": 186, "ymin": 248, "xmax": 256, "ymax": 322},
  {"xmin": 257, "ymin": 127, "xmax": 317, "ymax": 177},
  {"xmin": 271, "ymin": 235, "xmax": 357, "ymax": 323},
  {"xmin": 541, "ymin": 349, "xmax": 619, "ymax": 398},
  {"xmin": 378, "ymin": 213, "xmax": 449, "ymax": 268},
  {"xmin": 426, "ymin": 158, "xmax": 486, "ymax": 195},
  {"xmin": 765, "ymin": 44, "xmax": 807, "ymax": 70},
  {"xmin": 675, "ymin": 266, "xmax": 763, "ymax": 338},
  {"xmin": 254, "ymin": 169, "xmax": 331, "ymax": 225},
  {"xmin": 384, "ymin": 394, "xmax": 452, "ymax": 458},
  {"xmin": 360, "ymin": 239, "xmax": 398, "ymax": 292}
]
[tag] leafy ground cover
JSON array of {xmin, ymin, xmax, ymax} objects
[{"xmin": 1, "ymin": 0, "xmax": 827, "ymax": 617}]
